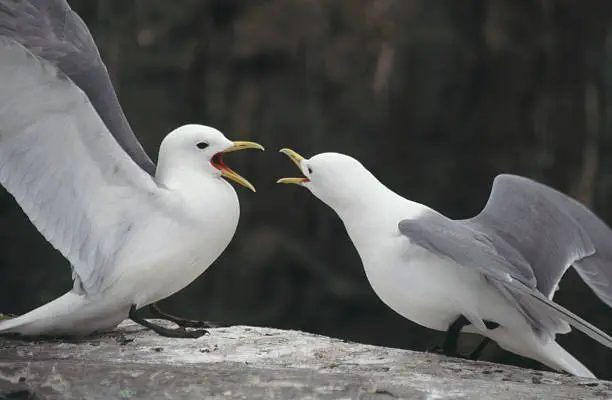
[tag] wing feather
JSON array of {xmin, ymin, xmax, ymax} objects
[
  {"xmin": 0, "ymin": 0, "xmax": 155, "ymax": 175},
  {"xmin": 0, "ymin": 37, "xmax": 162, "ymax": 294},
  {"xmin": 398, "ymin": 213, "xmax": 612, "ymax": 348},
  {"xmin": 470, "ymin": 174, "xmax": 612, "ymax": 305}
]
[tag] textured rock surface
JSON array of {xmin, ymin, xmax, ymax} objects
[{"xmin": 0, "ymin": 321, "xmax": 610, "ymax": 399}]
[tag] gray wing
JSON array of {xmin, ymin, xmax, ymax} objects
[
  {"xmin": 468, "ymin": 174, "xmax": 612, "ymax": 304},
  {"xmin": 0, "ymin": 0, "xmax": 156, "ymax": 176},
  {"xmin": 0, "ymin": 37, "xmax": 163, "ymax": 294},
  {"xmin": 401, "ymin": 211, "xmax": 538, "ymax": 288},
  {"xmin": 398, "ymin": 213, "xmax": 612, "ymax": 348}
]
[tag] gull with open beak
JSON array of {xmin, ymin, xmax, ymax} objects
[
  {"xmin": 278, "ymin": 148, "xmax": 612, "ymax": 377},
  {"xmin": 0, "ymin": 0, "xmax": 265, "ymax": 339},
  {"xmin": 211, "ymin": 141, "xmax": 264, "ymax": 192}
]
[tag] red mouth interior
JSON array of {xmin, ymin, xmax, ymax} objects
[{"xmin": 211, "ymin": 153, "xmax": 228, "ymax": 171}]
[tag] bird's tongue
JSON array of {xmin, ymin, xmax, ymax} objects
[{"xmin": 211, "ymin": 153, "xmax": 228, "ymax": 171}]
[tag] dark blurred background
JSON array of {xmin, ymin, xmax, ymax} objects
[{"xmin": 2, "ymin": 0, "xmax": 612, "ymax": 378}]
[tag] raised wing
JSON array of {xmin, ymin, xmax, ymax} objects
[
  {"xmin": 468, "ymin": 174, "xmax": 612, "ymax": 306},
  {"xmin": 398, "ymin": 214, "xmax": 612, "ymax": 348},
  {"xmin": 0, "ymin": 0, "xmax": 156, "ymax": 175},
  {"xmin": 400, "ymin": 210, "xmax": 537, "ymax": 287},
  {"xmin": 0, "ymin": 37, "xmax": 162, "ymax": 294}
]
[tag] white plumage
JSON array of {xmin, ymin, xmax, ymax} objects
[
  {"xmin": 278, "ymin": 149, "xmax": 612, "ymax": 378},
  {"xmin": 0, "ymin": 2, "xmax": 263, "ymax": 337}
]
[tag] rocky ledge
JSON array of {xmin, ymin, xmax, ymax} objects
[{"xmin": 0, "ymin": 321, "xmax": 610, "ymax": 399}]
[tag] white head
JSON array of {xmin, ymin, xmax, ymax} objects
[
  {"xmin": 156, "ymin": 124, "xmax": 264, "ymax": 191},
  {"xmin": 276, "ymin": 149, "xmax": 388, "ymax": 212}
]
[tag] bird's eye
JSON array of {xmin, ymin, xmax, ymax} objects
[
  {"xmin": 196, "ymin": 142, "xmax": 208, "ymax": 149},
  {"xmin": 308, "ymin": 167, "xmax": 313, "ymax": 174}
]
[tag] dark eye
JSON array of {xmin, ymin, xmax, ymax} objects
[
  {"xmin": 308, "ymin": 167, "xmax": 313, "ymax": 174},
  {"xmin": 196, "ymin": 142, "xmax": 208, "ymax": 149}
]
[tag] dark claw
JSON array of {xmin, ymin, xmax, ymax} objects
[
  {"xmin": 129, "ymin": 305, "xmax": 209, "ymax": 339},
  {"xmin": 147, "ymin": 326, "xmax": 209, "ymax": 339},
  {"xmin": 174, "ymin": 320, "xmax": 228, "ymax": 329},
  {"xmin": 148, "ymin": 303, "xmax": 229, "ymax": 329},
  {"xmin": 427, "ymin": 345, "xmax": 445, "ymax": 354},
  {"xmin": 180, "ymin": 328, "xmax": 209, "ymax": 338},
  {"xmin": 427, "ymin": 344, "xmax": 470, "ymax": 359}
]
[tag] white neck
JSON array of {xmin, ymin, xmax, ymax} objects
[
  {"xmin": 334, "ymin": 175, "xmax": 424, "ymax": 221},
  {"xmin": 334, "ymin": 180, "xmax": 428, "ymax": 252},
  {"xmin": 155, "ymin": 161, "xmax": 239, "ymax": 225},
  {"xmin": 156, "ymin": 163, "xmax": 210, "ymax": 189}
]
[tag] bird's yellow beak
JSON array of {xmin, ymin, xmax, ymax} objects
[
  {"xmin": 223, "ymin": 141, "xmax": 265, "ymax": 154},
  {"xmin": 277, "ymin": 148, "xmax": 310, "ymax": 185},
  {"xmin": 213, "ymin": 141, "xmax": 265, "ymax": 192}
]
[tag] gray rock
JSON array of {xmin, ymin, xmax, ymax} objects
[{"xmin": 0, "ymin": 321, "xmax": 610, "ymax": 399}]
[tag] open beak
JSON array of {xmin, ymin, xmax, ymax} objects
[
  {"xmin": 277, "ymin": 148, "xmax": 309, "ymax": 185},
  {"xmin": 213, "ymin": 141, "xmax": 265, "ymax": 192}
]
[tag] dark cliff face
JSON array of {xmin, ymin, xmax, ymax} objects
[{"xmin": 1, "ymin": 0, "xmax": 612, "ymax": 377}]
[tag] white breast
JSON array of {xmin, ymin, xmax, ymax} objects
[
  {"xmin": 352, "ymin": 226, "xmax": 530, "ymax": 335},
  {"xmin": 358, "ymin": 234, "xmax": 466, "ymax": 331},
  {"xmin": 108, "ymin": 177, "xmax": 240, "ymax": 308},
  {"xmin": 341, "ymin": 202, "xmax": 488, "ymax": 332}
]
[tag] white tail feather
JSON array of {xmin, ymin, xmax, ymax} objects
[
  {"xmin": 488, "ymin": 327, "xmax": 595, "ymax": 378},
  {"xmin": 0, "ymin": 292, "xmax": 125, "ymax": 337},
  {"xmin": 534, "ymin": 340, "xmax": 595, "ymax": 378}
]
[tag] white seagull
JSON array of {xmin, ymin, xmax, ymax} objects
[
  {"xmin": 277, "ymin": 149, "xmax": 612, "ymax": 378},
  {"xmin": 0, "ymin": 0, "xmax": 264, "ymax": 338}
]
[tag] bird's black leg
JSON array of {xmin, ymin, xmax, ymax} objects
[
  {"xmin": 468, "ymin": 321, "xmax": 499, "ymax": 360},
  {"xmin": 442, "ymin": 315, "xmax": 471, "ymax": 356},
  {"xmin": 149, "ymin": 303, "xmax": 228, "ymax": 329},
  {"xmin": 429, "ymin": 315, "xmax": 471, "ymax": 357},
  {"xmin": 469, "ymin": 337, "xmax": 492, "ymax": 360},
  {"xmin": 429, "ymin": 316, "xmax": 499, "ymax": 359},
  {"xmin": 129, "ymin": 305, "xmax": 208, "ymax": 338}
]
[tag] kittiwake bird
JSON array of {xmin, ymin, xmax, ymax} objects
[
  {"xmin": 0, "ymin": 0, "xmax": 264, "ymax": 338},
  {"xmin": 277, "ymin": 148, "xmax": 612, "ymax": 378}
]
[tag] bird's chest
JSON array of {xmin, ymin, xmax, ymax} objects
[
  {"xmin": 124, "ymin": 183, "xmax": 241, "ymax": 306},
  {"xmin": 178, "ymin": 180, "xmax": 240, "ymax": 240},
  {"xmin": 169, "ymin": 183, "xmax": 240, "ymax": 268},
  {"xmin": 357, "ymin": 237, "xmax": 478, "ymax": 331}
]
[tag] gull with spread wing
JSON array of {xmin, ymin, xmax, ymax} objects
[
  {"xmin": 0, "ymin": 0, "xmax": 264, "ymax": 338},
  {"xmin": 278, "ymin": 148, "xmax": 612, "ymax": 378}
]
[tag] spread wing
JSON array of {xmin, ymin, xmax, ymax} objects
[
  {"xmin": 0, "ymin": 37, "xmax": 164, "ymax": 294},
  {"xmin": 0, "ymin": 0, "xmax": 156, "ymax": 175},
  {"xmin": 469, "ymin": 174, "xmax": 612, "ymax": 305},
  {"xmin": 398, "ymin": 212, "xmax": 612, "ymax": 348}
]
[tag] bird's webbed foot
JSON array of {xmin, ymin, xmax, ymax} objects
[
  {"xmin": 428, "ymin": 340, "xmax": 491, "ymax": 360},
  {"xmin": 129, "ymin": 305, "xmax": 208, "ymax": 338},
  {"xmin": 427, "ymin": 344, "xmax": 471, "ymax": 359},
  {"xmin": 149, "ymin": 303, "xmax": 229, "ymax": 329}
]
